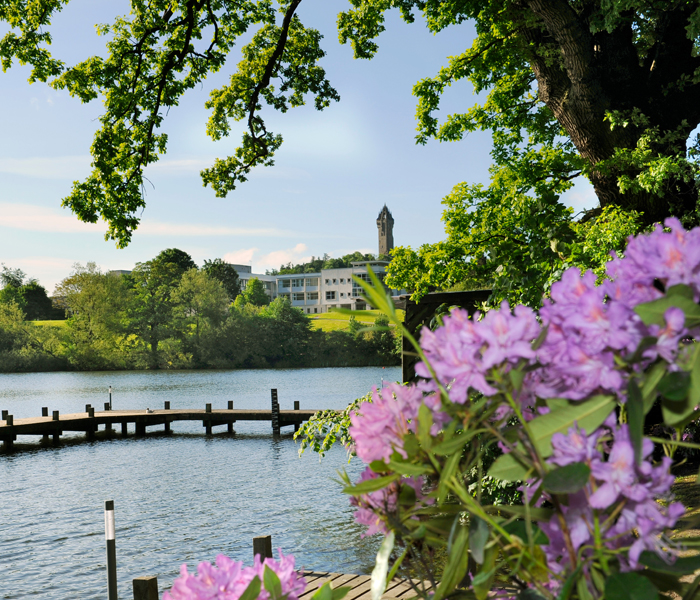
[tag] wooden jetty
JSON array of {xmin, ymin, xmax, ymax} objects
[{"xmin": 0, "ymin": 389, "xmax": 318, "ymax": 451}]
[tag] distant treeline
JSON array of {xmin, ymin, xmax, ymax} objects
[
  {"xmin": 266, "ymin": 252, "xmax": 390, "ymax": 275},
  {"xmin": 0, "ymin": 250, "xmax": 399, "ymax": 373}
]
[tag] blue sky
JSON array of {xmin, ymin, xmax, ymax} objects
[{"xmin": 0, "ymin": 0, "xmax": 596, "ymax": 292}]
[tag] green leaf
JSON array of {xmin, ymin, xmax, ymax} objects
[
  {"xmin": 543, "ymin": 462, "xmax": 591, "ymax": 494},
  {"xmin": 605, "ymin": 572, "xmax": 659, "ymax": 600},
  {"xmin": 263, "ymin": 566, "xmax": 283, "ymax": 600},
  {"xmin": 331, "ymin": 587, "xmax": 351, "ymax": 600},
  {"xmin": 370, "ymin": 460, "xmax": 388, "ymax": 473},
  {"xmin": 658, "ymin": 371, "xmax": 690, "ymax": 401},
  {"xmin": 417, "ymin": 403, "xmax": 433, "ymax": 450},
  {"xmin": 527, "ymin": 394, "xmax": 617, "ymax": 458},
  {"xmin": 556, "ymin": 565, "xmax": 582, "ymax": 600},
  {"xmin": 471, "ymin": 545, "xmax": 496, "ymax": 600},
  {"xmin": 432, "ymin": 433, "xmax": 469, "ymax": 456},
  {"xmin": 434, "ymin": 523, "xmax": 469, "ymax": 600},
  {"xmin": 667, "ymin": 284, "xmax": 694, "ymax": 299},
  {"xmin": 469, "ymin": 517, "xmax": 489, "ymax": 564},
  {"xmin": 627, "ymin": 379, "xmax": 645, "ymax": 465},
  {"xmin": 488, "ymin": 452, "xmax": 531, "ymax": 482},
  {"xmin": 639, "ymin": 551, "xmax": 700, "ymax": 575},
  {"xmin": 662, "ymin": 396, "xmax": 697, "ymax": 428},
  {"xmin": 635, "ymin": 295, "xmax": 700, "ymax": 328},
  {"xmin": 370, "ymin": 531, "xmax": 394, "ymax": 600},
  {"xmin": 688, "ymin": 344, "xmax": 700, "ymax": 414},
  {"xmin": 437, "ymin": 449, "xmax": 463, "ymax": 503},
  {"xmin": 239, "ymin": 576, "xmax": 262, "ymax": 600},
  {"xmin": 518, "ymin": 590, "xmax": 547, "ymax": 600},
  {"xmin": 503, "ymin": 520, "xmax": 549, "ymax": 545},
  {"xmin": 312, "ymin": 582, "xmax": 332, "ymax": 600},
  {"xmin": 493, "ymin": 505, "xmax": 554, "ymax": 522},
  {"xmin": 642, "ymin": 361, "xmax": 666, "ymax": 413},
  {"xmin": 343, "ymin": 474, "xmax": 398, "ymax": 496},
  {"xmin": 387, "ymin": 459, "xmax": 431, "ymax": 476}
]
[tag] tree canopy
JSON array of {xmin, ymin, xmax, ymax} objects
[{"xmin": 4, "ymin": 0, "xmax": 700, "ymax": 299}]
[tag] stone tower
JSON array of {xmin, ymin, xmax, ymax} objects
[{"xmin": 377, "ymin": 205, "xmax": 394, "ymax": 256}]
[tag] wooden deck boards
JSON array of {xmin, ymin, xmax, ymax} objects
[{"xmin": 300, "ymin": 572, "xmax": 428, "ymax": 600}]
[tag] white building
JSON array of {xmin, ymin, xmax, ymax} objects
[{"xmin": 230, "ymin": 261, "xmax": 398, "ymax": 314}]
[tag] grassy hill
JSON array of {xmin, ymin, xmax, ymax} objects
[{"xmin": 309, "ymin": 309, "xmax": 403, "ymax": 332}]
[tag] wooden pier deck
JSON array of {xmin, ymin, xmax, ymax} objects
[
  {"xmin": 0, "ymin": 395, "xmax": 319, "ymax": 451},
  {"xmin": 300, "ymin": 571, "xmax": 427, "ymax": 600}
]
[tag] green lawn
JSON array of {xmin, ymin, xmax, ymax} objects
[
  {"xmin": 309, "ymin": 309, "xmax": 403, "ymax": 332},
  {"xmin": 30, "ymin": 320, "xmax": 67, "ymax": 327}
]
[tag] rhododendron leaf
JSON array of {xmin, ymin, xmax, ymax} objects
[
  {"xmin": 369, "ymin": 460, "xmax": 388, "ymax": 473},
  {"xmin": 343, "ymin": 474, "xmax": 398, "ymax": 495},
  {"xmin": 469, "ymin": 517, "xmax": 489, "ymax": 564},
  {"xmin": 627, "ymin": 380, "xmax": 645, "ymax": 465},
  {"xmin": 577, "ymin": 576, "xmax": 594, "ymax": 600},
  {"xmin": 417, "ymin": 403, "xmax": 433, "ymax": 450},
  {"xmin": 508, "ymin": 367, "xmax": 525, "ymax": 392},
  {"xmin": 431, "ymin": 432, "xmax": 470, "ymax": 456},
  {"xmin": 639, "ymin": 551, "xmax": 700, "ymax": 575},
  {"xmin": 518, "ymin": 590, "xmax": 547, "ymax": 600},
  {"xmin": 488, "ymin": 452, "xmax": 531, "ymax": 482},
  {"xmin": 402, "ymin": 433, "xmax": 419, "ymax": 457},
  {"xmin": 626, "ymin": 336, "xmax": 659, "ymax": 365},
  {"xmin": 531, "ymin": 324, "xmax": 548, "ymax": 351},
  {"xmin": 387, "ymin": 459, "xmax": 430, "ymax": 476},
  {"xmin": 398, "ymin": 482, "xmax": 417, "ymax": 507},
  {"xmin": 662, "ymin": 396, "xmax": 696, "ymax": 428},
  {"xmin": 528, "ymin": 394, "xmax": 617, "ymax": 457},
  {"xmin": 263, "ymin": 566, "xmax": 283, "ymax": 600},
  {"xmin": 239, "ymin": 576, "xmax": 262, "ymax": 600},
  {"xmin": 494, "ymin": 505, "xmax": 554, "ymax": 522},
  {"xmin": 688, "ymin": 344, "xmax": 700, "ymax": 411},
  {"xmin": 635, "ymin": 295, "xmax": 700, "ymax": 328},
  {"xmin": 542, "ymin": 462, "xmax": 591, "ymax": 494},
  {"xmin": 556, "ymin": 567, "xmax": 581, "ymax": 600},
  {"xmin": 605, "ymin": 572, "xmax": 659, "ymax": 600},
  {"xmin": 642, "ymin": 361, "xmax": 666, "ymax": 413},
  {"xmin": 545, "ymin": 398, "xmax": 570, "ymax": 412},
  {"xmin": 370, "ymin": 531, "xmax": 394, "ymax": 600},
  {"xmin": 503, "ymin": 520, "xmax": 549, "ymax": 545},
  {"xmin": 434, "ymin": 523, "xmax": 469, "ymax": 600},
  {"xmin": 437, "ymin": 450, "xmax": 462, "ymax": 503},
  {"xmin": 666, "ymin": 284, "xmax": 694, "ymax": 299},
  {"xmin": 471, "ymin": 545, "xmax": 496, "ymax": 600},
  {"xmin": 657, "ymin": 371, "xmax": 690, "ymax": 401}
]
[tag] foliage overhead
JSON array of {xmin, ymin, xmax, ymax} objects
[{"xmin": 6, "ymin": 0, "xmax": 700, "ymax": 250}]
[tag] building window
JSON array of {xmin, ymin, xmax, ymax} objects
[
  {"xmin": 292, "ymin": 278, "xmax": 304, "ymax": 287},
  {"xmin": 280, "ymin": 293, "xmax": 290, "ymax": 300},
  {"xmin": 332, "ymin": 279, "xmax": 337, "ymax": 284},
  {"xmin": 293, "ymin": 293, "xmax": 305, "ymax": 301},
  {"xmin": 306, "ymin": 277, "xmax": 319, "ymax": 286},
  {"xmin": 340, "ymin": 278, "xmax": 345, "ymax": 284},
  {"xmin": 326, "ymin": 291, "xmax": 336, "ymax": 300},
  {"xmin": 340, "ymin": 292, "xmax": 345, "ymax": 298},
  {"xmin": 325, "ymin": 279, "xmax": 330, "ymax": 284},
  {"xmin": 281, "ymin": 280, "xmax": 291, "ymax": 288},
  {"xmin": 314, "ymin": 308, "xmax": 318, "ymax": 314},
  {"xmin": 307, "ymin": 292, "xmax": 319, "ymax": 300}
]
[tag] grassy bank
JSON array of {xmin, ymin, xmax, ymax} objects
[{"xmin": 309, "ymin": 309, "xmax": 404, "ymax": 332}]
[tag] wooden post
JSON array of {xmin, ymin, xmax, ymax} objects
[
  {"xmin": 122, "ymin": 422, "xmax": 128, "ymax": 437},
  {"xmin": 271, "ymin": 389, "xmax": 280, "ymax": 435},
  {"xmin": 253, "ymin": 535, "xmax": 273, "ymax": 559},
  {"xmin": 52, "ymin": 410, "xmax": 59, "ymax": 421},
  {"xmin": 133, "ymin": 576, "xmax": 159, "ymax": 600},
  {"xmin": 1, "ymin": 410, "xmax": 7, "ymax": 420},
  {"xmin": 86, "ymin": 404, "xmax": 91, "ymax": 412},
  {"xmin": 104, "ymin": 500, "xmax": 118, "ymax": 600},
  {"xmin": 42, "ymin": 407, "xmax": 48, "ymax": 417},
  {"xmin": 136, "ymin": 419, "xmax": 146, "ymax": 436},
  {"xmin": 294, "ymin": 401, "xmax": 300, "ymax": 432},
  {"xmin": 204, "ymin": 403, "xmax": 212, "ymax": 435},
  {"xmin": 164, "ymin": 419, "xmax": 171, "ymax": 434},
  {"xmin": 5, "ymin": 415, "xmax": 11, "ymax": 426},
  {"xmin": 228, "ymin": 401, "xmax": 233, "ymax": 410},
  {"xmin": 227, "ymin": 401, "xmax": 234, "ymax": 433},
  {"xmin": 87, "ymin": 407, "xmax": 95, "ymax": 440},
  {"xmin": 3, "ymin": 415, "xmax": 13, "ymax": 451},
  {"xmin": 164, "ymin": 401, "xmax": 170, "ymax": 410},
  {"xmin": 104, "ymin": 402, "xmax": 111, "ymax": 411}
]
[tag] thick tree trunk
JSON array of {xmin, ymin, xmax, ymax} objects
[{"xmin": 519, "ymin": 0, "xmax": 700, "ymax": 226}]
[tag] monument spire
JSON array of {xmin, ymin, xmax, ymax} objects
[{"xmin": 377, "ymin": 205, "xmax": 394, "ymax": 256}]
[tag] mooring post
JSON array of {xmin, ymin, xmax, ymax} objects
[
  {"xmin": 271, "ymin": 389, "xmax": 280, "ymax": 435},
  {"xmin": 104, "ymin": 402, "xmax": 111, "ymax": 411},
  {"xmin": 109, "ymin": 386, "xmax": 113, "ymax": 411},
  {"xmin": 133, "ymin": 575, "xmax": 158, "ymax": 600},
  {"xmin": 253, "ymin": 535, "xmax": 273, "ymax": 559},
  {"xmin": 52, "ymin": 410, "xmax": 61, "ymax": 445},
  {"xmin": 164, "ymin": 401, "xmax": 170, "ymax": 410},
  {"xmin": 87, "ymin": 406, "xmax": 95, "ymax": 440},
  {"xmin": 42, "ymin": 407, "xmax": 49, "ymax": 442},
  {"xmin": 204, "ymin": 403, "xmax": 212, "ymax": 436},
  {"xmin": 228, "ymin": 401, "xmax": 233, "ymax": 409},
  {"xmin": 1, "ymin": 410, "xmax": 7, "ymax": 420},
  {"xmin": 293, "ymin": 401, "xmax": 300, "ymax": 432},
  {"xmin": 104, "ymin": 500, "xmax": 118, "ymax": 600},
  {"xmin": 122, "ymin": 422, "xmax": 128, "ymax": 437},
  {"xmin": 3, "ymin": 415, "xmax": 14, "ymax": 451},
  {"xmin": 86, "ymin": 404, "xmax": 92, "ymax": 413}
]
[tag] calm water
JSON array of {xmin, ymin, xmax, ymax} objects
[{"xmin": 0, "ymin": 367, "xmax": 398, "ymax": 600}]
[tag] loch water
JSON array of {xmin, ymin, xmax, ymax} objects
[{"xmin": 0, "ymin": 366, "xmax": 399, "ymax": 600}]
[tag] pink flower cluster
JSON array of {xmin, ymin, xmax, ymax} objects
[
  {"xmin": 349, "ymin": 382, "xmax": 448, "ymax": 464},
  {"xmin": 164, "ymin": 552, "xmax": 306, "ymax": 600},
  {"xmin": 539, "ymin": 423, "xmax": 684, "ymax": 579},
  {"xmin": 415, "ymin": 218, "xmax": 699, "ymax": 406},
  {"xmin": 349, "ymin": 466, "xmax": 431, "ymax": 537}
]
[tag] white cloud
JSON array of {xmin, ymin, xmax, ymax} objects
[
  {"xmin": 0, "ymin": 256, "xmax": 86, "ymax": 295},
  {"xmin": 561, "ymin": 180, "xmax": 598, "ymax": 215},
  {"xmin": 0, "ymin": 202, "xmax": 105, "ymax": 233},
  {"xmin": 0, "ymin": 155, "xmax": 91, "ymax": 179},
  {"xmin": 0, "ymin": 203, "xmax": 295, "ymax": 237},
  {"xmin": 222, "ymin": 248, "xmax": 258, "ymax": 265}
]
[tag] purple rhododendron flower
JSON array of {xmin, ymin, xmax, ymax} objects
[
  {"xmin": 163, "ymin": 552, "xmax": 306, "ymax": 600},
  {"xmin": 349, "ymin": 466, "xmax": 431, "ymax": 537}
]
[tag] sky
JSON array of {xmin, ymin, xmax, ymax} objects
[{"xmin": 0, "ymin": 0, "xmax": 596, "ymax": 293}]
